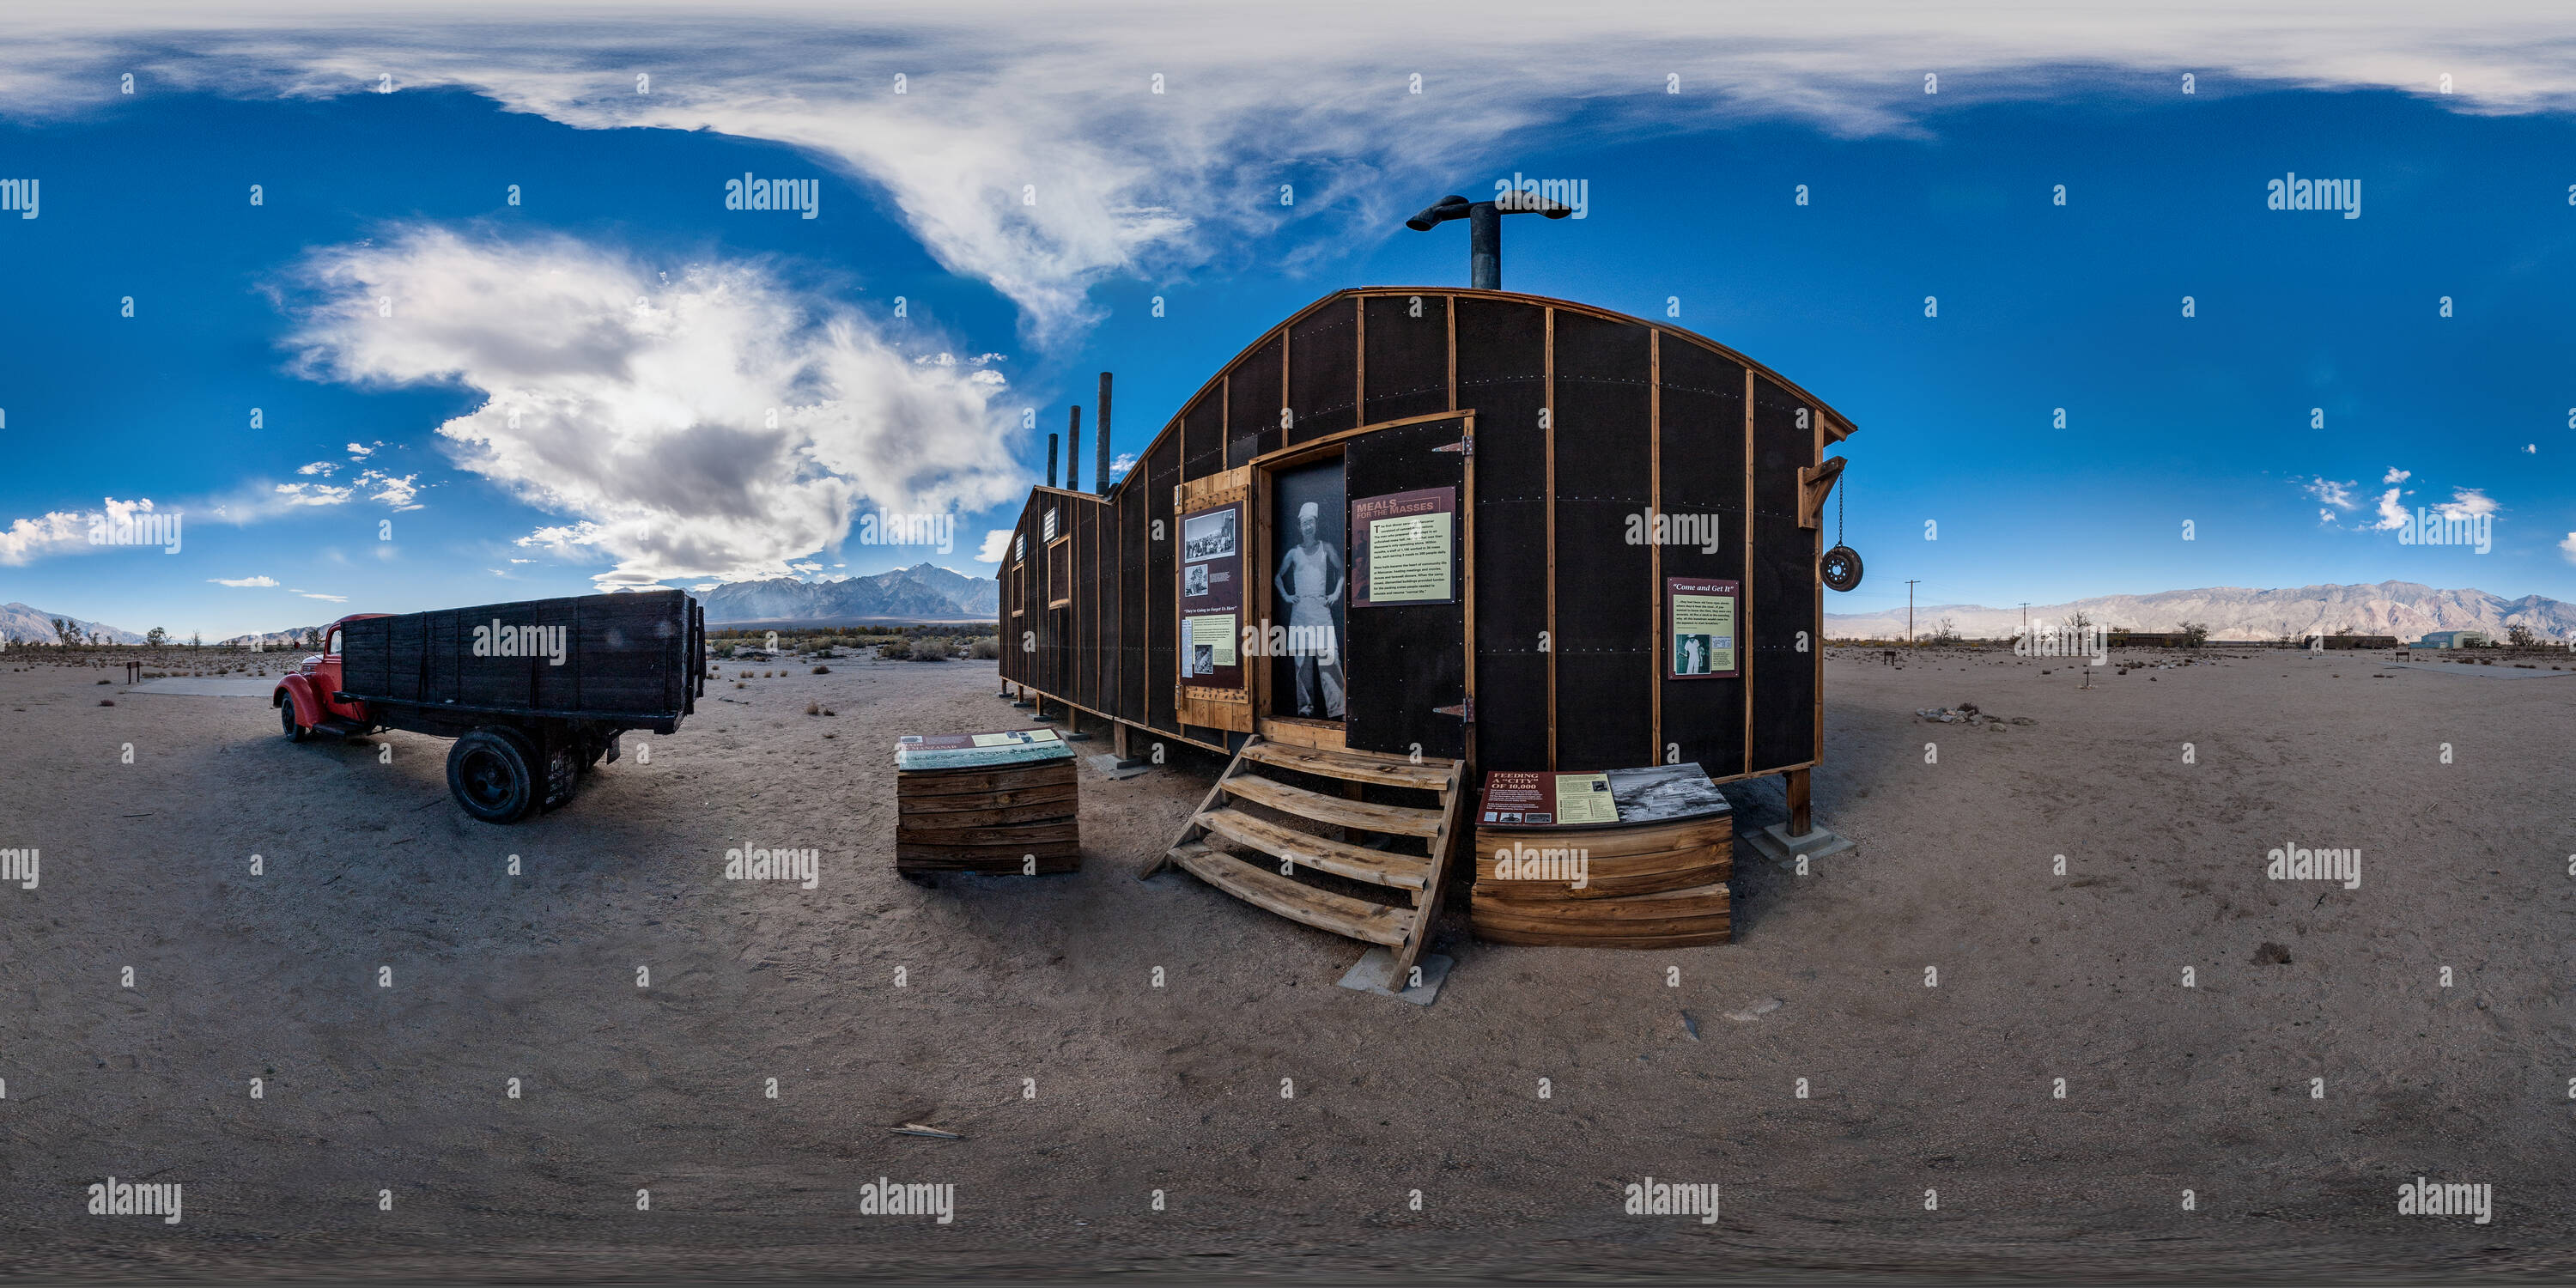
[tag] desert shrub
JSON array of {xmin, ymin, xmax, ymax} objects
[
  {"xmin": 910, "ymin": 636, "xmax": 952, "ymax": 661},
  {"xmin": 878, "ymin": 639, "xmax": 913, "ymax": 659},
  {"xmin": 805, "ymin": 701, "xmax": 821, "ymax": 715},
  {"xmin": 967, "ymin": 636, "xmax": 1000, "ymax": 659}
]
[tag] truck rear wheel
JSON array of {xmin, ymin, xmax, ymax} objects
[{"xmin": 447, "ymin": 728, "xmax": 538, "ymax": 823}]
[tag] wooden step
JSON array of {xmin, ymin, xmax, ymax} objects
[
  {"xmin": 1166, "ymin": 842, "xmax": 1412, "ymax": 946},
  {"xmin": 1218, "ymin": 774, "xmax": 1445, "ymax": 837},
  {"xmin": 1195, "ymin": 807, "xmax": 1431, "ymax": 890},
  {"xmin": 1240, "ymin": 741, "xmax": 1455, "ymax": 791}
]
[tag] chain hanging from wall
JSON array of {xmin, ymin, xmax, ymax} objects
[{"xmin": 1820, "ymin": 470, "xmax": 1864, "ymax": 592}]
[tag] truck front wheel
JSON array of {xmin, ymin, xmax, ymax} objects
[
  {"xmin": 447, "ymin": 728, "xmax": 538, "ymax": 823},
  {"xmin": 280, "ymin": 700, "xmax": 308, "ymax": 743}
]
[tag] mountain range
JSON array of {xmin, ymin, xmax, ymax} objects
[
  {"xmin": 1825, "ymin": 580, "xmax": 2576, "ymax": 642},
  {"xmin": 12, "ymin": 578, "xmax": 2567, "ymax": 647},
  {"xmin": 696, "ymin": 563, "xmax": 999, "ymax": 624},
  {"xmin": 0, "ymin": 602, "xmax": 146, "ymax": 646}
]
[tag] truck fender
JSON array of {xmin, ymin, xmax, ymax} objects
[{"xmin": 275, "ymin": 675, "xmax": 325, "ymax": 727}]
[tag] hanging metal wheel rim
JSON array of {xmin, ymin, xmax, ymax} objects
[{"xmin": 1821, "ymin": 544, "xmax": 1863, "ymax": 592}]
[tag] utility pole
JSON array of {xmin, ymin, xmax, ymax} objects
[
  {"xmin": 2020, "ymin": 602, "xmax": 2031, "ymax": 639},
  {"xmin": 1906, "ymin": 580, "xmax": 1920, "ymax": 645}
]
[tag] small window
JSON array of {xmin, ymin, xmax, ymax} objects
[
  {"xmin": 1016, "ymin": 532, "xmax": 1026, "ymax": 562},
  {"xmin": 1042, "ymin": 508, "xmax": 1057, "ymax": 542},
  {"xmin": 325, "ymin": 626, "xmax": 343, "ymax": 657}
]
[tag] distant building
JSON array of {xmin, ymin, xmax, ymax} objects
[
  {"xmin": 2310, "ymin": 633, "xmax": 2400, "ymax": 650},
  {"xmin": 2415, "ymin": 630, "xmax": 2488, "ymax": 649}
]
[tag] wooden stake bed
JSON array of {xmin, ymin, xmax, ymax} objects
[{"xmin": 896, "ymin": 752, "xmax": 1080, "ymax": 874}]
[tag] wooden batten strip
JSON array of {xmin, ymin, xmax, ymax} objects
[
  {"xmin": 1648, "ymin": 329, "xmax": 1662, "ymax": 767},
  {"xmin": 1545, "ymin": 307, "xmax": 1557, "ymax": 770},
  {"xmin": 1742, "ymin": 365, "xmax": 1755, "ymax": 765}
]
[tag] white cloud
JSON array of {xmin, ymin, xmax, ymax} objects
[
  {"xmin": 2561, "ymin": 532, "xmax": 2576, "ymax": 563},
  {"xmin": 210, "ymin": 574, "xmax": 280, "ymax": 587},
  {"xmin": 15, "ymin": 5, "xmax": 2576, "ymax": 345},
  {"xmin": 0, "ymin": 507, "xmax": 93, "ymax": 564},
  {"xmin": 2381, "ymin": 467, "xmax": 2411, "ymax": 484},
  {"xmin": 508, "ymin": 557, "xmax": 536, "ymax": 563},
  {"xmin": 295, "ymin": 460, "xmax": 337, "ymax": 476},
  {"xmin": 273, "ymin": 481, "xmax": 354, "ymax": 506},
  {"xmin": 0, "ymin": 497, "xmax": 163, "ymax": 565},
  {"xmin": 298, "ymin": 592, "xmax": 348, "ymax": 602},
  {"xmin": 2304, "ymin": 477, "xmax": 2356, "ymax": 510},
  {"xmin": 347, "ymin": 441, "xmax": 374, "ymax": 458},
  {"xmin": 355, "ymin": 468, "xmax": 422, "ymax": 509},
  {"xmin": 2370, "ymin": 487, "xmax": 2409, "ymax": 531},
  {"xmin": 2433, "ymin": 487, "xmax": 2497, "ymax": 519},
  {"xmin": 975, "ymin": 528, "xmax": 1012, "ymax": 562},
  {"xmin": 288, "ymin": 227, "xmax": 1026, "ymax": 586}
]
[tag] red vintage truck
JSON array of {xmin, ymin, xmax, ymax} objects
[{"xmin": 273, "ymin": 590, "xmax": 705, "ymax": 823}]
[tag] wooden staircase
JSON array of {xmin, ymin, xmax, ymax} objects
[{"xmin": 1141, "ymin": 737, "xmax": 1465, "ymax": 980}]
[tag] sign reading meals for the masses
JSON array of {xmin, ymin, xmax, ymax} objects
[{"xmin": 1351, "ymin": 487, "xmax": 1456, "ymax": 607}]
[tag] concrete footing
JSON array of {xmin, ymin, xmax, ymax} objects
[
  {"xmin": 1744, "ymin": 821, "xmax": 1857, "ymax": 868},
  {"xmin": 1337, "ymin": 947, "xmax": 1450, "ymax": 1005}
]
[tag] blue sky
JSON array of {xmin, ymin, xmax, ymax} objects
[{"xmin": 3, "ymin": 6, "xmax": 2574, "ymax": 639}]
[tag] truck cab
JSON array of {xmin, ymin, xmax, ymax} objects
[{"xmin": 272, "ymin": 614, "xmax": 390, "ymax": 740}]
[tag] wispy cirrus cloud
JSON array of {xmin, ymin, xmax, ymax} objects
[
  {"xmin": 8, "ymin": 3, "xmax": 2576, "ymax": 344},
  {"xmin": 209, "ymin": 574, "xmax": 280, "ymax": 587}
]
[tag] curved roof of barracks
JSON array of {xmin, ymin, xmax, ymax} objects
[{"xmin": 1103, "ymin": 286, "xmax": 1858, "ymax": 497}]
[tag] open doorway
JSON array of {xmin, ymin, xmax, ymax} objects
[{"xmin": 1267, "ymin": 455, "xmax": 1348, "ymax": 728}]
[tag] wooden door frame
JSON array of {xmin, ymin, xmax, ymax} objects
[{"xmin": 1249, "ymin": 410, "xmax": 1477, "ymax": 757}]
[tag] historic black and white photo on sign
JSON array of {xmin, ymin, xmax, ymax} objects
[{"xmin": 1182, "ymin": 509, "xmax": 1236, "ymax": 562}]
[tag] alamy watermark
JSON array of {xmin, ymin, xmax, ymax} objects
[
  {"xmin": 858, "ymin": 1176, "xmax": 954, "ymax": 1223},
  {"xmin": 725, "ymin": 844, "xmax": 819, "ymax": 889},
  {"xmin": 90, "ymin": 507, "xmax": 181, "ymax": 553},
  {"xmin": 1492, "ymin": 841, "xmax": 1589, "ymax": 890},
  {"xmin": 0, "ymin": 178, "xmax": 36, "ymax": 219},
  {"xmin": 2014, "ymin": 621, "xmax": 2106, "ymax": 665},
  {"xmin": 2267, "ymin": 172, "xmax": 2360, "ymax": 219},
  {"xmin": 471, "ymin": 619, "xmax": 567, "ymax": 665},
  {"xmin": 858, "ymin": 510, "xmax": 955, "ymax": 554},
  {"xmin": 1624, "ymin": 1177, "xmax": 1717, "ymax": 1224},
  {"xmin": 2394, "ymin": 507, "xmax": 2491, "ymax": 554},
  {"xmin": 1625, "ymin": 508, "xmax": 1722, "ymax": 553},
  {"xmin": 2267, "ymin": 841, "xmax": 2360, "ymax": 890},
  {"xmin": 724, "ymin": 172, "xmax": 819, "ymax": 219},
  {"xmin": 2397, "ymin": 1176, "xmax": 2491, "ymax": 1224},
  {"xmin": 1494, "ymin": 173, "xmax": 1588, "ymax": 218},
  {"xmin": 88, "ymin": 1177, "xmax": 182, "ymax": 1224},
  {"xmin": 0, "ymin": 847, "xmax": 37, "ymax": 890},
  {"xmin": 1236, "ymin": 616, "xmax": 1340, "ymax": 660}
]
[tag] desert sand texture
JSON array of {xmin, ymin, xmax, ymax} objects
[{"xmin": 1, "ymin": 643, "xmax": 2572, "ymax": 1280}]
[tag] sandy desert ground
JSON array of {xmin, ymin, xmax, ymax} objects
[{"xmin": 1, "ymin": 644, "xmax": 2572, "ymax": 1279}]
